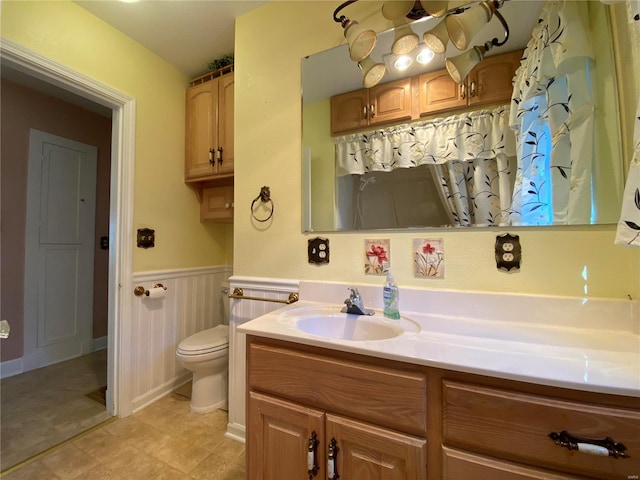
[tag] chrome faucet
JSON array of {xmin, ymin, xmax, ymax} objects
[{"xmin": 341, "ymin": 288, "xmax": 374, "ymax": 316}]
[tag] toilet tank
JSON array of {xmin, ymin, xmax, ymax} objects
[{"xmin": 220, "ymin": 281, "xmax": 230, "ymax": 325}]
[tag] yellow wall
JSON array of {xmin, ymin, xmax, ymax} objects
[
  {"xmin": 1, "ymin": 0, "xmax": 233, "ymax": 272},
  {"xmin": 234, "ymin": 1, "xmax": 640, "ymax": 300}
]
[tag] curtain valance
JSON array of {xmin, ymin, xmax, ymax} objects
[{"xmin": 335, "ymin": 105, "xmax": 515, "ymax": 176}]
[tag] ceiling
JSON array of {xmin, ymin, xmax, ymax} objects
[{"xmin": 73, "ymin": 0, "xmax": 269, "ymax": 79}]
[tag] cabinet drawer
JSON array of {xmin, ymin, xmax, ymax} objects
[
  {"xmin": 200, "ymin": 185, "xmax": 233, "ymax": 222},
  {"xmin": 442, "ymin": 447, "xmax": 584, "ymax": 480},
  {"xmin": 248, "ymin": 342, "xmax": 427, "ymax": 435},
  {"xmin": 443, "ymin": 380, "xmax": 640, "ymax": 479}
]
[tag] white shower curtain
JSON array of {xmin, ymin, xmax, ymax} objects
[
  {"xmin": 614, "ymin": 0, "xmax": 640, "ymax": 247},
  {"xmin": 509, "ymin": 0, "xmax": 595, "ymax": 226}
]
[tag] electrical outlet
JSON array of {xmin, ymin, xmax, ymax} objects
[
  {"xmin": 308, "ymin": 237, "xmax": 329, "ymax": 265},
  {"xmin": 495, "ymin": 233, "xmax": 521, "ymax": 271}
]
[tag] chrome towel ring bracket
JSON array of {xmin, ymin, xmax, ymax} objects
[{"xmin": 251, "ymin": 186, "xmax": 274, "ymax": 223}]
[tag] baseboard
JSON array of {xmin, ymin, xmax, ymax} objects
[
  {"xmin": 131, "ymin": 372, "xmax": 192, "ymax": 413},
  {"xmin": 225, "ymin": 422, "xmax": 246, "ymax": 444},
  {"xmin": 0, "ymin": 358, "xmax": 23, "ymax": 379},
  {"xmin": 92, "ymin": 336, "xmax": 108, "ymax": 351}
]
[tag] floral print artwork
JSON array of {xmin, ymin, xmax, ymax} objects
[
  {"xmin": 364, "ymin": 239, "xmax": 390, "ymax": 275},
  {"xmin": 414, "ymin": 239, "xmax": 444, "ymax": 278}
]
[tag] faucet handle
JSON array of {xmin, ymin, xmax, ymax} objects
[{"xmin": 348, "ymin": 287, "xmax": 360, "ymax": 298}]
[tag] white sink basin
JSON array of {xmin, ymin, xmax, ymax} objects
[{"xmin": 279, "ymin": 306, "xmax": 420, "ymax": 341}]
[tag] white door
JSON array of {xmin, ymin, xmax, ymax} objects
[{"xmin": 23, "ymin": 130, "xmax": 98, "ymax": 372}]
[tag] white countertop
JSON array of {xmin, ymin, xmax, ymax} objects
[{"xmin": 238, "ymin": 300, "xmax": 640, "ymax": 398}]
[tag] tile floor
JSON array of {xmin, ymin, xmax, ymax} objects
[
  {"xmin": 2, "ymin": 384, "xmax": 246, "ymax": 480},
  {"xmin": 1, "ymin": 350, "xmax": 111, "ymax": 471}
]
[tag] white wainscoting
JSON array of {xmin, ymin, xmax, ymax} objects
[
  {"xmin": 225, "ymin": 276, "xmax": 300, "ymax": 443},
  {"xmin": 129, "ymin": 266, "xmax": 232, "ymax": 413}
]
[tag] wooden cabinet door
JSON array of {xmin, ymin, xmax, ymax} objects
[
  {"xmin": 185, "ymin": 79, "xmax": 219, "ymax": 179},
  {"xmin": 331, "ymin": 89, "xmax": 369, "ymax": 135},
  {"xmin": 369, "ymin": 78, "xmax": 412, "ymax": 126},
  {"xmin": 326, "ymin": 413, "xmax": 427, "ymax": 480},
  {"xmin": 200, "ymin": 185, "xmax": 234, "ymax": 222},
  {"xmin": 419, "ymin": 70, "xmax": 466, "ymax": 116},
  {"xmin": 468, "ymin": 50, "xmax": 522, "ymax": 107},
  {"xmin": 218, "ymin": 72, "xmax": 234, "ymax": 174},
  {"xmin": 248, "ymin": 391, "xmax": 325, "ymax": 480}
]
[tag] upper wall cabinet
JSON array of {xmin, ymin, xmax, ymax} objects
[
  {"xmin": 185, "ymin": 71, "xmax": 234, "ymax": 181},
  {"xmin": 419, "ymin": 50, "xmax": 523, "ymax": 116},
  {"xmin": 330, "ymin": 50, "xmax": 523, "ymax": 135},
  {"xmin": 331, "ymin": 78, "xmax": 412, "ymax": 135}
]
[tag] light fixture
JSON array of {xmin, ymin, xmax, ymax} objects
[
  {"xmin": 333, "ymin": 0, "xmax": 510, "ymax": 87},
  {"xmin": 445, "ymin": 1, "xmax": 496, "ymax": 51},
  {"xmin": 422, "ymin": 19, "xmax": 449, "ymax": 54},
  {"xmin": 358, "ymin": 56, "xmax": 387, "ymax": 88},
  {"xmin": 445, "ymin": 45, "xmax": 485, "ymax": 84},
  {"xmin": 394, "ymin": 55, "xmax": 413, "ymax": 71},
  {"xmin": 333, "ymin": 1, "xmax": 377, "ymax": 62},
  {"xmin": 391, "ymin": 22, "xmax": 420, "ymax": 55},
  {"xmin": 416, "ymin": 46, "xmax": 436, "ymax": 65}
]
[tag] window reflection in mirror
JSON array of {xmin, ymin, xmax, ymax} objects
[{"xmin": 301, "ymin": 0, "xmax": 626, "ymax": 232}]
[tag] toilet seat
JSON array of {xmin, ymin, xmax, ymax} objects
[{"xmin": 177, "ymin": 325, "xmax": 229, "ymax": 356}]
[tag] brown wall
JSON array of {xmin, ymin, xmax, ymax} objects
[{"xmin": 1, "ymin": 78, "xmax": 112, "ymax": 362}]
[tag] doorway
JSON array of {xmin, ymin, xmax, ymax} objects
[{"xmin": 0, "ymin": 38, "xmax": 135, "ymax": 469}]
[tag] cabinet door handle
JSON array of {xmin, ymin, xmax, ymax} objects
[
  {"xmin": 549, "ymin": 431, "xmax": 629, "ymax": 459},
  {"xmin": 217, "ymin": 147, "xmax": 223, "ymax": 165},
  {"xmin": 209, "ymin": 148, "xmax": 215, "ymax": 166},
  {"xmin": 460, "ymin": 84, "xmax": 466, "ymax": 100},
  {"xmin": 362, "ymin": 106, "xmax": 368, "ymax": 120},
  {"xmin": 369, "ymin": 104, "xmax": 375, "ymax": 118},
  {"xmin": 470, "ymin": 80, "xmax": 476, "ymax": 98},
  {"xmin": 307, "ymin": 431, "xmax": 319, "ymax": 479},
  {"xmin": 327, "ymin": 438, "xmax": 340, "ymax": 479}
]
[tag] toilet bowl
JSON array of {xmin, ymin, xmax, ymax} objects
[{"xmin": 176, "ymin": 281, "xmax": 230, "ymax": 413}]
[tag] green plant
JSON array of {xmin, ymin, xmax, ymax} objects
[{"xmin": 206, "ymin": 54, "xmax": 234, "ymax": 71}]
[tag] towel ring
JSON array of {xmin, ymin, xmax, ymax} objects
[{"xmin": 251, "ymin": 186, "xmax": 274, "ymax": 222}]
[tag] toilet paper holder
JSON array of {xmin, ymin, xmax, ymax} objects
[{"xmin": 134, "ymin": 283, "xmax": 167, "ymax": 297}]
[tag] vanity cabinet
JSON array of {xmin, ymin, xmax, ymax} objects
[
  {"xmin": 184, "ymin": 69, "xmax": 234, "ymax": 222},
  {"xmin": 246, "ymin": 339, "xmax": 427, "ymax": 479},
  {"xmin": 330, "ymin": 78, "xmax": 413, "ymax": 135},
  {"xmin": 419, "ymin": 49, "xmax": 523, "ymax": 116},
  {"xmin": 245, "ymin": 336, "xmax": 640, "ymax": 480}
]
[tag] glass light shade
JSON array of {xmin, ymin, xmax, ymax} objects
[
  {"xmin": 359, "ymin": 57, "xmax": 386, "ymax": 88},
  {"xmin": 345, "ymin": 21, "xmax": 377, "ymax": 62},
  {"xmin": 423, "ymin": 19, "xmax": 449, "ymax": 54},
  {"xmin": 391, "ymin": 23, "xmax": 420, "ymax": 55},
  {"xmin": 445, "ymin": 2, "xmax": 493, "ymax": 51},
  {"xmin": 382, "ymin": 0, "xmax": 414, "ymax": 20},
  {"xmin": 416, "ymin": 47, "xmax": 435, "ymax": 65},
  {"xmin": 445, "ymin": 45, "xmax": 484, "ymax": 84},
  {"xmin": 422, "ymin": 1, "xmax": 449, "ymax": 18}
]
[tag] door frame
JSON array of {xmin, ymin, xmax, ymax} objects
[{"xmin": 1, "ymin": 38, "xmax": 135, "ymax": 417}]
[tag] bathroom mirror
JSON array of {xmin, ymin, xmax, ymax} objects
[{"xmin": 302, "ymin": 1, "xmax": 628, "ymax": 232}]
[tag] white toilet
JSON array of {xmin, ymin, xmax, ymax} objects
[{"xmin": 176, "ymin": 281, "xmax": 230, "ymax": 413}]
